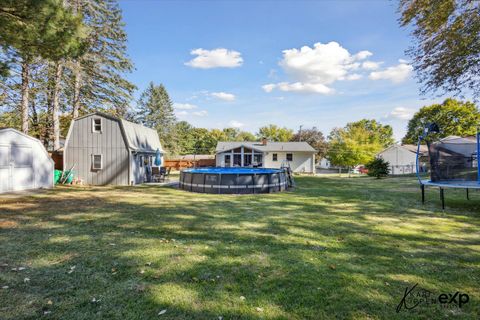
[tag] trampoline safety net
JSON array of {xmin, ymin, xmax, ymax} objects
[{"xmin": 428, "ymin": 136, "xmax": 478, "ymax": 182}]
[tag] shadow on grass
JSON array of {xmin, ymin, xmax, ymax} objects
[{"xmin": 0, "ymin": 176, "xmax": 479, "ymax": 319}]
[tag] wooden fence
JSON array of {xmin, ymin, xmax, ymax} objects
[{"xmin": 164, "ymin": 158, "xmax": 216, "ymax": 170}]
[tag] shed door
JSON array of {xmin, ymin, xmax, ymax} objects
[
  {"xmin": 11, "ymin": 145, "xmax": 34, "ymax": 191},
  {"xmin": 0, "ymin": 145, "xmax": 10, "ymax": 192}
]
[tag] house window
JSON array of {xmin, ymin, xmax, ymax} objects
[
  {"xmin": 139, "ymin": 155, "xmax": 144, "ymax": 167},
  {"xmin": 272, "ymin": 153, "xmax": 278, "ymax": 161},
  {"xmin": 224, "ymin": 154, "xmax": 231, "ymax": 167},
  {"xmin": 92, "ymin": 154, "xmax": 103, "ymax": 170},
  {"xmin": 92, "ymin": 118, "xmax": 102, "ymax": 133},
  {"xmin": 286, "ymin": 153, "xmax": 293, "ymax": 161}
]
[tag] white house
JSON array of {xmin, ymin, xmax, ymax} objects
[
  {"xmin": 215, "ymin": 140, "xmax": 316, "ymax": 173},
  {"xmin": 377, "ymin": 144, "xmax": 428, "ymax": 175},
  {"xmin": 0, "ymin": 128, "xmax": 54, "ymax": 193},
  {"xmin": 318, "ymin": 157, "xmax": 331, "ymax": 169}
]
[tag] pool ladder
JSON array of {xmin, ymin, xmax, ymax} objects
[{"xmin": 281, "ymin": 161, "xmax": 296, "ymax": 189}]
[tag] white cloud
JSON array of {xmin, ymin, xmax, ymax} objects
[
  {"xmin": 185, "ymin": 48, "xmax": 243, "ymax": 69},
  {"xmin": 211, "ymin": 92, "xmax": 236, "ymax": 101},
  {"xmin": 228, "ymin": 120, "xmax": 244, "ymax": 128},
  {"xmin": 388, "ymin": 107, "xmax": 416, "ymax": 120},
  {"xmin": 263, "ymin": 42, "xmax": 371, "ymax": 94},
  {"xmin": 346, "ymin": 73, "xmax": 362, "ymax": 80},
  {"xmin": 262, "ymin": 84, "xmax": 276, "ymax": 93},
  {"xmin": 176, "ymin": 110, "xmax": 189, "ymax": 117},
  {"xmin": 369, "ymin": 61, "xmax": 413, "ymax": 83},
  {"xmin": 361, "ymin": 61, "xmax": 382, "ymax": 70},
  {"xmin": 192, "ymin": 110, "xmax": 208, "ymax": 117},
  {"xmin": 174, "ymin": 103, "xmax": 207, "ymax": 117},
  {"xmin": 262, "ymin": 82, "xmax": 334, "ymax": 94},
  {"xmin": 353, "ymin": 50, "xmax": 373, "ymax": 60},
  {"xmin": 173, "ymin": 103, "xmax": 198, "ymax": 110}
]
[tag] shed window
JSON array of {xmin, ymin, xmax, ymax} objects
[
  {"xmin": 286, "ymin": 153, "xmax": 293, "ymax": 161},
  {"xmin": 92, "ymin": 154, "xmax": 103, "ymax": 170},
  {"xmin": 92, "ymin": 118, "xmax": 102, "ymax": 133},
  {"xmin": 272, "ymin": 153, "xmax": 278, "ymax": 161}
]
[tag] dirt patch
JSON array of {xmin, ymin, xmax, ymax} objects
[{"xmin": 0, "ymin": 220, "xmax": 18, "ymax": 229}]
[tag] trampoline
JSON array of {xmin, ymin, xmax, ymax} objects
[
  {"xmin": 416, "ymin": 123, "xmax": 480, "ymax": 209},
  {"xmin": 179, "ymin": 167, "xmax": 292, "ymax": 194}
]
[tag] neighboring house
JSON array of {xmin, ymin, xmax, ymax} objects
[
  {"xmin": 0, "ymin": 128, "xmax": 54, "ymax": 193},
  {"xmin": 318, "ymin": 157, "xmax": 331, "ymax": 169},
  {"xmin": 215, "ymin": 139, "xmax": 316, "ymax": 173},
  {"xmin": 64, "ymin": 112, "xmax": 164, "ymax": 185},
  {"xmin": 377, "ymin": 144, "xmax": 428, "ymax": 175}
]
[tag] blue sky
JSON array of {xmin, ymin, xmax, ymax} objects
[{"xmin": 119, "ymin": 0, "xmax": 444, "ymax": 141}]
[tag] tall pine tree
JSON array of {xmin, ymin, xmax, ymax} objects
[
  {"xmin": 136, "ymin": 82, "xmax": 178, "ymax": 155},
  {"xmin": 0, "ymin": 0, "xmax": 86, "ymax": 135},
  {"xmin": 64, "ymin": 0, "xmax": 135, "ymax": 118}
]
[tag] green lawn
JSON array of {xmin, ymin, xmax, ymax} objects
[{"xmin": 0, "ymin": 176, "xmax": 479, "ymax": 319}]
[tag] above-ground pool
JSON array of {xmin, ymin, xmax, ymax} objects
[{"xmin": 179, "ymin": 167, "xmax": 290, "ymax": 194}]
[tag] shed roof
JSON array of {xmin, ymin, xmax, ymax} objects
[
  {"xmin": 0, "ymin": 128, "xmax": 54, "ymax": 164},
  {"xmin": 72, "ymin": 112, "xmax": 163, "ymax": 153},
  {"xmin": 216, "ymin": 141, "xmax": 316, "ymax": 153},
  {"xmin": 120, "ymin": 119, "xmax": 163, "ymax": 153}
]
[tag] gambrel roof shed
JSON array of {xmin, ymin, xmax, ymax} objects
[
  {"xmin": 64, "ymin": 112, "xmax": 164, "ymax": 185},
  {"xmin": 0, "ymin": 128, "xmax": 54, "ymax": 193}
]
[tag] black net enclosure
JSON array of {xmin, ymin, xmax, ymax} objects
[{"xmin": 428, "ymin": 136, "xmax": 479, "ymax": 182}]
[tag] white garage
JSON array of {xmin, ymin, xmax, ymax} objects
[{"xmin": 0, "ymin": 128, "xmax": 54, "ymax": 193}]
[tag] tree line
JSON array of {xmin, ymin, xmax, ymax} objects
[
  {"xmin": 1, "ymin": 0, "xmax": 478, "ymax": 169},
  {"xmin": 0, "ymin": 0, "xmax": 134, "ymax": 149}
]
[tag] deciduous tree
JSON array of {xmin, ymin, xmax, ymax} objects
[
  {"xmin": 402, "ymin": 98, "xmax": 480, "ymax": 144},
  {"xmin": 291, "ymin": 127, "xmax": 328, "ymax": 159},
  {"xmin": 399, "ymin": 0, "xmax": 480, "ymax": 100},
  {"xmin": 257, "ymin": 124, "xmax": 293, "ymax": 142}
]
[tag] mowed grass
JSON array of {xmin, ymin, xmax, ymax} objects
[{"xmin": 0, "ymin": 176, "xmax": 479, "ymax": 319}]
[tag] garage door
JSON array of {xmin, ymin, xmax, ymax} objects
[{"xmin": 0, "ymin": 145, "xmax": 34, "ymax": 193}]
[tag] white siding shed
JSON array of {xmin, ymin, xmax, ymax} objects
[{"xmin": 0, "ymin": 128, "xmax": 54, "ymax": 193}]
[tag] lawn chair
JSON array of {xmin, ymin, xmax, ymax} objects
[
  {"xmin": 160, "ymin": 167, "xmax": 171, "ymax": 182},
  {"xmin": 152, "ymin": 167, "xmax": 171, "ymax": 183},
  {"xmin": 151, "ymin": 166, "xmax": 162, "ymax": 182}
]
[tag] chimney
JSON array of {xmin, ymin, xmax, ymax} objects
[{"xmin": 262, "ymin": 137, "xmax": 267, "ymax": 146}]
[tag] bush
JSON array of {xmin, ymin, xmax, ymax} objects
[{"xmin": 365, "ymin": 157, "xmax": 390, "ymax": 179}]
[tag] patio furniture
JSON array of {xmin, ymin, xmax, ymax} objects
[{"xmin": 152, "ymin": 167, "xmax": 170, "ymax": 182}]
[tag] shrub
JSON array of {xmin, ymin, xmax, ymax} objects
[{"xmin": 365, "ymin": 157, "xmax": 390, "ymax": 179}]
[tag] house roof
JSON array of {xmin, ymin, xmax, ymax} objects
[
  {"xmin": 401, "ymin": 144, "xmax": 428, "ymax": 154},
  {"xmin": 72, "ymin": 112, "xmax": 163, "ymax": 153},
  {"xmin": 378, "ymin": 144, "xmax": 428, "ymax": 156},
  {"xmin": 216, "ymin": 141, "xmax": 316, "ymax": 153},
  {"xmin": 438, "ymin": 136, "xmax": 477, "ymax": 144}
]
